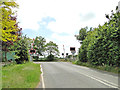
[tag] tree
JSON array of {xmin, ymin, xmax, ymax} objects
[
  {"xmin": 1, "ymin": 1, "xmax": 21, "ymax": 62},
  {"xmin": 1, "ymin": 1, "xmax": 19, "ymax": 42},
  {"xmin": 76, "ymin": 6, "xmax": 120, "ymax": 67},
  {"xmin": 87, "ymin": 8, "xmax": 120, "ymax": 66},
  {"xmin": 11, "ymin": 35, "xmax": 30, "ymax": 64},
  {"xmin": 45, "ymin": 41, "xmax": 59, "ymax": 60},
  {"xmin": 33, "ymin": 36, "xmax": 46, "ymax": 56},
  {"xmin": 75, "ymin": 27, "xmax": 88, "ymax": 44}
]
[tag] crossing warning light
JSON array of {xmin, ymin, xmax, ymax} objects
[{"xmin": 66, "ymin": 53, "xmax": 68, "ymax": 56}]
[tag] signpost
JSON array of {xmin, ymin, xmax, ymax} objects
[
  {"xmin": 66, "ymin": 53, "xmax": 68, "ymax": 60},
  {"xmin": 70, "ymin": 47, "xmax": 76, "ymax": 61},
  {"xmin": 62, "ymin": 53, "xmax": 64, "ymax": 58}
]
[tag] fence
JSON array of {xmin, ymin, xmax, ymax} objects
[{"xmin": 2, "ymin": 51, "xmax": 15, "ymax": 61}]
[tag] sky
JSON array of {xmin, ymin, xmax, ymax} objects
[{"xmin": 15, "ymin": 0, "xmax": 119, "ymax": 57}]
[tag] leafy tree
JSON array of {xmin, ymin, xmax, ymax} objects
[
  {"xmin": 87, "ymin": 9, "xmax": 120, "ymax": 66},
  {"xmin": 45, "ymin": 41, "xmax": 59, "ymax": 60},
  {"xmin": 1, "ymin": 1, "xmax": 21, "ymax": 62},
  {"xmin": 76, "ymin": 6, "xmax": 120, "ymax": 68},
  {"xmin": 1, "ymin": 1, "xmax": 19, "ymax": 42},
  {"xmin": 33, "ymin": 36, "xmax": 46, "ymax": 56},
  {"xmin": 75, "ymin": 26, "xmax": 88, "ymax": 44},
  {"xmin": 11, "ymin": 35, "xmax": 30, "ymax": 64}
]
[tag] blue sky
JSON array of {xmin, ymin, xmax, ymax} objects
[
  {"xmin": 23, "ymin": 16, "xmax": 56, "ymax": 39},
  {"xmin": 16, "ymin": 0, "xmax": 119, "ymax": 57}
]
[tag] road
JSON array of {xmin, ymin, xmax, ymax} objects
[{"xmin": 34, "ymin": 62, "xmax": 119, "ymax": 89}]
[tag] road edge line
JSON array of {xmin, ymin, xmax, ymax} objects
[
  {"xmin": 40, "ymin": 64, "xmax": 45, "ymax": 89},
  {"xmin": 71, "ymin": 63, "xmax": 118, "ymax": 88},
  {"xmin": 79, "ymin": 72, "xmax": 118, "ymax": 88}
]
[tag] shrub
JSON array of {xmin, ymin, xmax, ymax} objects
[{"xmin": 46, "ymin": 54, "xmax": 55, "ymax": 61}]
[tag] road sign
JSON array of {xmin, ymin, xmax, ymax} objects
[
  {"xmin": 70, "ymin": 47, "xmax": 76, "ymax": 54},
  {"xmin": 70, "ymin": 47, "xmax": 75, "ymax": 51},
  {"xmin": 30, "ymin": 50, "xmax": 35, "ymax": 53},
  {"xmin": 70, "ymin": 47, "xmax": 76, "ymax": 61}
]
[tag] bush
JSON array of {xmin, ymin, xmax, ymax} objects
[
  {"xmin": 46, "ymin": 54, "xmax": 55, "ymax": 61},
  {"xmin": 33, "ymin": 56, "xmax": 39, "ymax": 60},
  {"xmin": 78, "ymin": 40, "xmax": 88, "ymax": 62}
]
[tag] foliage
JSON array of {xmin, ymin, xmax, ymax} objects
[
  {"xmin": 33, "ymin": 36, "xmax": 46, "ymax": 56},
  {"xmin": 10, "ymin": 35, "xmax": 30, "ymax": 64},
  {"xmin": 75, "ymin": 26, "xmax": 88, "ymax": 44},
  {"xmin": 67, "ymin": 55, "xmax": 72, "ymax": 58},
  {"xmin": 74, "ymin": 61, "xmax": 119, "ymax": 74},
  {"xmin": 1, "ymin": 1, "xmax": 19, "ymax": 42},
  {"xmin": 76, "ymin": 6, "xmax": 120, "ymax": 68},
  {"xmin": 46, "ymin": 54, "xmax": 55, "ymax": 61},
  {"xmin": 33, "ymin": 56, "xmax": 39, "ymax": 60},
  {"xmin": 45, "ymin": 41, "xmax": 60, "ymax": 57},
  {"xmin": 1, "ymin": 1, "xmax": 22, "ymax": 62}
]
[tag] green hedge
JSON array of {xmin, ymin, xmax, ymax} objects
[{"xmin": 77, "ymin": 7, "xmax": 120, "ymax": 68}]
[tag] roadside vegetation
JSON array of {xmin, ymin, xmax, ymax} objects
[
  {"xmin": 33, "ymin": 40, "xmax": 60, "ymax": 61},
  {"xmin": 74, "ymin": 6, "xmax": 120, "ymax": 74},
  {"xmin": 2, "ymin": 62, "xmax": 41, "ymax": 88},
  {"xmin": 1, "ymin": 0, "xmax": 43, "ymax": 88},
  {"xmin": 1, "ymin": 0, "xmax": 119, "ymax": 88},
  {"xmin": 1, "ymin": 0, "xmax": 32, "ymax": 65},
  {"xmin": 72, "ymin": 61, "xmax": 119, "ymax": 74},
  {"xmin": 1, "ymin": 0, "xmax": 60, "ymax": 88}
]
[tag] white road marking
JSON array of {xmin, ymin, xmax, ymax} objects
[
  {"xmin": 93, "ymin": 75, "xmax": 118, "ymax": 87},
  {"xmin": 71, "ymin": 63, "xmax": 118, "ymax": 88},
  {"xmin": 40, "ymin": 64, "xmax": 45, "ymax": 89},
  {"xmin": 36, "ymin": 62, "xmax": 118, "ymax": 89},
  {"xmin": 77, "ymin": 71, "xmax": 118, "ymax": 88}
]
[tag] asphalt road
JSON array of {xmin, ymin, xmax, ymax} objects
[{"xmin": 34, "ymin": 62, "xmax": 119, "ymax": 89}]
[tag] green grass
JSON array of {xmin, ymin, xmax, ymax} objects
[
  {"xmin": 73, "ymin": 60, "xmax": 120, "ymax": 74},
  {"xmin": 2, "ymin": 62, "xmax": 41, "ymax": 88}
]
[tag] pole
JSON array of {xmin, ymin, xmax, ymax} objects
[
  {"xmin": 63, "ymin": 45, "xmax": 65, "ymax": 59},
  {"xmin": 117, "ymin": 1, "xmax": 120, "ymax": 12}
]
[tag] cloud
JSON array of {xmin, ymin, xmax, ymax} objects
[
  {"xmin": 16, "ymin": 0, "xmax": 119, "ymax": 32},
  {"xmin": 51, "ymin": 33, "xmax": 80, "ymax": 56},
  {"xmin": 16, "ymin": 0, "xmax": 120, "ymax": 56},
  {"xmin": 80, "ymin": 12, "xmax": 96, "ymax": 22}
]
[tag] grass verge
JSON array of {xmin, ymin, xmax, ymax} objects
[
  {"xmin": 2, "ymin": 62, "xmax": 41, "ymax": 88},
  {"xmin": 73, "ymin": 60, "xmax": 120, "ymax": 74}
]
